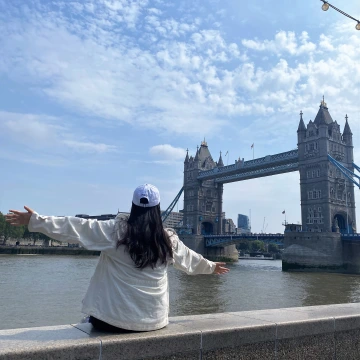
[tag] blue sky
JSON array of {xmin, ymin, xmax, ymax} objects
[{"xmin": 1, "ymin": 0, "xmax": 360, "ymax": 233}]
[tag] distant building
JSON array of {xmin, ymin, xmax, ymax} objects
[
  {"xmin": 75, "ymin": 214, "xmax": 117, "ymax": 221},
  {"xmin": 222, "ymin": 218, "xmax": 236, "ymax": 234},
  {"xmin": 75, "ymin": 211, "xmax": 183, "ymax": 228},
  {"xmin": 163, "ymin": 211, "xmax": 183, "ymax": 229},
  {"xmin": 237, "ymin": 214, "xmax": 250, "ymax": 233}
]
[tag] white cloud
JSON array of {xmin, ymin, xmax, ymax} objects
[
  {"xmin": 242, "ymin": 31, "xmax": 316, "ymax": 55},
  {"xmin": 1, "ymin": 1, "xmax": 359, "ymax": 158},
  {"xmin": 0, "ymin": 112, "xmax": 64, "ymax": 148},
  {"xmin": 319, "ymin": 34, "xmax": 334, "ymax": 51},
  {"xmin": 0, "ymin": 111, "xmax": 118, "ymax": 158},
  {"xmin": 0, "ymin": 2, "xmax": 359, "ymax": 156},
  {"xmin": 149, "ymin": 144, "xmax": 186, "ymax": 160},
  {"xmin": 62, "ymin": 140, "xmax": 117, "ymax": 154}
]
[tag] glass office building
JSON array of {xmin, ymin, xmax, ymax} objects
[{"xmin": 237, "ymin": 214, "xmax": 250, "ymax": 233}]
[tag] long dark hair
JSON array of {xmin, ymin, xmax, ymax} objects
[{"xmin": 116, "ymin": 203, "xmax": 173, "ymax": 269}]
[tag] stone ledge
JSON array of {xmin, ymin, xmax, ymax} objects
[{"xmin": 1, "ymin": 303, "xmax": 360, "ymax": 359}]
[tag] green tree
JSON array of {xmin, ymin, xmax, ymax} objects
[
  {"xmin": 268, "ymin": 243, "xmax": 279, "ymax": 253},
  {"xmin": 250, "ymin": 240, "xmax": 265, "ymax": 252},
  {"xmin": 236, "ymin": 241, "xmax": 249, "ymax": 252},
  {"xmin": 0, "ymin": 214, "xmax": 55, "ymax": 246},
  {"xmin": 0, "ymin": 212, "xmax": 5, "ymax": 240},
  {"xmin": 0, "ymin": 213, "xmax": 26, "ymax": 245},
  {"xmin": 10, "ymin": 225, "xmax": 25, "ymax": 242}
]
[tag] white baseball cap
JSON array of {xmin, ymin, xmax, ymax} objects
[{"xmin": 132, "ymin": 184, "xmax": 160, "ymax": 207}]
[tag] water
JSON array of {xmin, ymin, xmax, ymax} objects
[{"xmin": 1, "ymin": 255, "xmax": 360, "ymax": 330}]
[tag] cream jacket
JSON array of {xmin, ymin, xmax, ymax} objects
[{"xmin": 28, "ymin": 213, "xmax": 216, "ymax": 331}]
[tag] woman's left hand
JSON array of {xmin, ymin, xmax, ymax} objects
[
  {"xmin": 5, "ymin": 206, "xmax": 35, "ymax": 226},
  {"xmin": 213, "ymin": 262, "xmax": 230, "ymax": 275}
]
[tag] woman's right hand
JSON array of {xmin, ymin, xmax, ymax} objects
[{"xmin": 5, "ymin": 206, "xmax": 35, "ymax": 226}]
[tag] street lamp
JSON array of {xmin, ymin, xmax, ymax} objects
[
  {"xmin": 321, "ymin": 2, "xmax": 329, "ymax": 11},
  {"xmin": 320, "ymin": 0, "xmax": 360, "ymax": 30}
]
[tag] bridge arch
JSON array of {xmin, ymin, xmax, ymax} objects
[
  {"xmin": 201, "ymin": 221, "xmax": 214, "ymax": 235},
  {"xmin": 333, "ymin": 212, "xmax": 352, "ymax": 233}
]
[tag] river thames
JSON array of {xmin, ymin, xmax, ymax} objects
[{"xmin": 1, "ymin": 255, "xmax": 360, "ymax": 330}]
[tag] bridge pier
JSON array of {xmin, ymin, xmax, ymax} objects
[
  {"xmin": 282, "ymin": 232, "xmax": 344, "ymax": 272},
  {"xmin": 179, "ymin": 234, "xmax": 238, "ymax": 262},
  {"xmin": 204, "ymin": 244, "xmax": 238, "ymax": 262},
  {"xmin": 282, "ymin": 232, "xmax": 360, "ymax": 274}
]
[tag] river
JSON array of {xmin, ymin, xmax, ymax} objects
[{"xmin": 1, "ymin": 255, "xmax": 360, "ymax": 330}]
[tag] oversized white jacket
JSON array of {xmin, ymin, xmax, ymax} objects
[{"xmin": 28, "ymin": 212, "xmax": 216, "ymax": 331}]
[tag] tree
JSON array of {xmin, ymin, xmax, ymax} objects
[
  {"xmin": 268, "ymin": 243, "xmax": 279, "ymax": 253},
  {"xmin": 250, "ymin": 240, "xmax": 265, "ymax": 252},
  {"xmin": 10, "ymin": 225, "xmax": 25, "ymax": 242},
  {"xmin": 236, "ymin": 241, "xmax": 249, "ymax": 252},
  {"xmin": 0, "ymin": 213, "xmax": 26, "ymax": 245},
  {"xmin": 0, "ymin": 212, "xmax": 5, "ymax": 241}
]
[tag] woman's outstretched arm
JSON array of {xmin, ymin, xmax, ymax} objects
[
  {"xmin": 5, "ymin": 206, "xmax": 116, "ymax": 251},
  {"xmin": 167, "ymin": 230, "xmax": 229, "ymax": 275}
]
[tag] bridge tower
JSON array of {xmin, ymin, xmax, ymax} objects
[
  {"xmin": 183, "ymin": 140, "xmax": 224, "ymax": 235},
  {"xmin": 297, "ymin": 98, "xmax": 356, "ymax": 233}
]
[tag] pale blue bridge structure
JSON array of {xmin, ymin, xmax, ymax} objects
[{"xmin": 204, "ymin": 233, "xmax": 284, "ymax": 247}]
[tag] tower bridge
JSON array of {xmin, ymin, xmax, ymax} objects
[
  {"xmin": 180, "ymin": 98, "xmax": 356, "ymax": 239},
  {"xmin": 163, "ymin": 98, "xmax": 360, "ymax": 270}
]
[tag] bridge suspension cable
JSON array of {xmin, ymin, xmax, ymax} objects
[
  {"xmin": 161, "ymin": 187, "xmax": 184, "ymax": 222},
  {"xmin": 353, "ymin": 162, "xmax": 360, "ymax": 174},
  {"xmin": 327, "ymin": 154, "xmax": 360, "ymax": 189}
]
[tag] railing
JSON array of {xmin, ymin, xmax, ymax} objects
[{"xmin": 341, "ymin": 233, "xmax": 360, "ymax": 241}]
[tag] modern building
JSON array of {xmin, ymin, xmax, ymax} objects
[{"xmin": 237, "ymin": 214, "xmax": 250, "ymax": 233}]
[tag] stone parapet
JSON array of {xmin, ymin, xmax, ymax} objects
[{"xmin": 2, "ymin": 303, "xmax": 360, "ymax": 359}]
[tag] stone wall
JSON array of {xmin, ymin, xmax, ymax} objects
[
  {"xmin": 282, "ymin": 231, "xmax": 344, "ymax": 271},
  {"xmin": 343, "ymin": 241, "xmax": 360, "ymax": 273},
  {"xmin": 0, "ymin": 245, "xmax": 100, "ymax": 256},
  {"xmin": 2, "ymin": 303, "xmax": 360, "ymax": 359},
  {"xmin": 179, "ymin": 234, "xmax": 205, "ymax": 254}
]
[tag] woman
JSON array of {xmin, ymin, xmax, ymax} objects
[{"xmin": 5, "ymin": 184, "xmax": 229, "ymax": 332}]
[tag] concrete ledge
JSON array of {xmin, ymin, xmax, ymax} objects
[{"xmin": 2, "ymin": 303, "xmax": 360, "ymax": 359}]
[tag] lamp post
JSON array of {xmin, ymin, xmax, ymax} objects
[{"xmin": 320, "ymin": 1, "xmax": 360, "ymax": 30}]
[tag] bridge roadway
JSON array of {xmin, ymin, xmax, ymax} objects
[
  {"xmin": 198, "ymin": 149, "xmax": 299, "ymax": 183},
  {"xmin": 204, "ymin": 233, "xmax": 284, "ymax": 247},
  {"xmin": 204, "ymin": 232, "xmax": 360, "ymax": 247}
]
